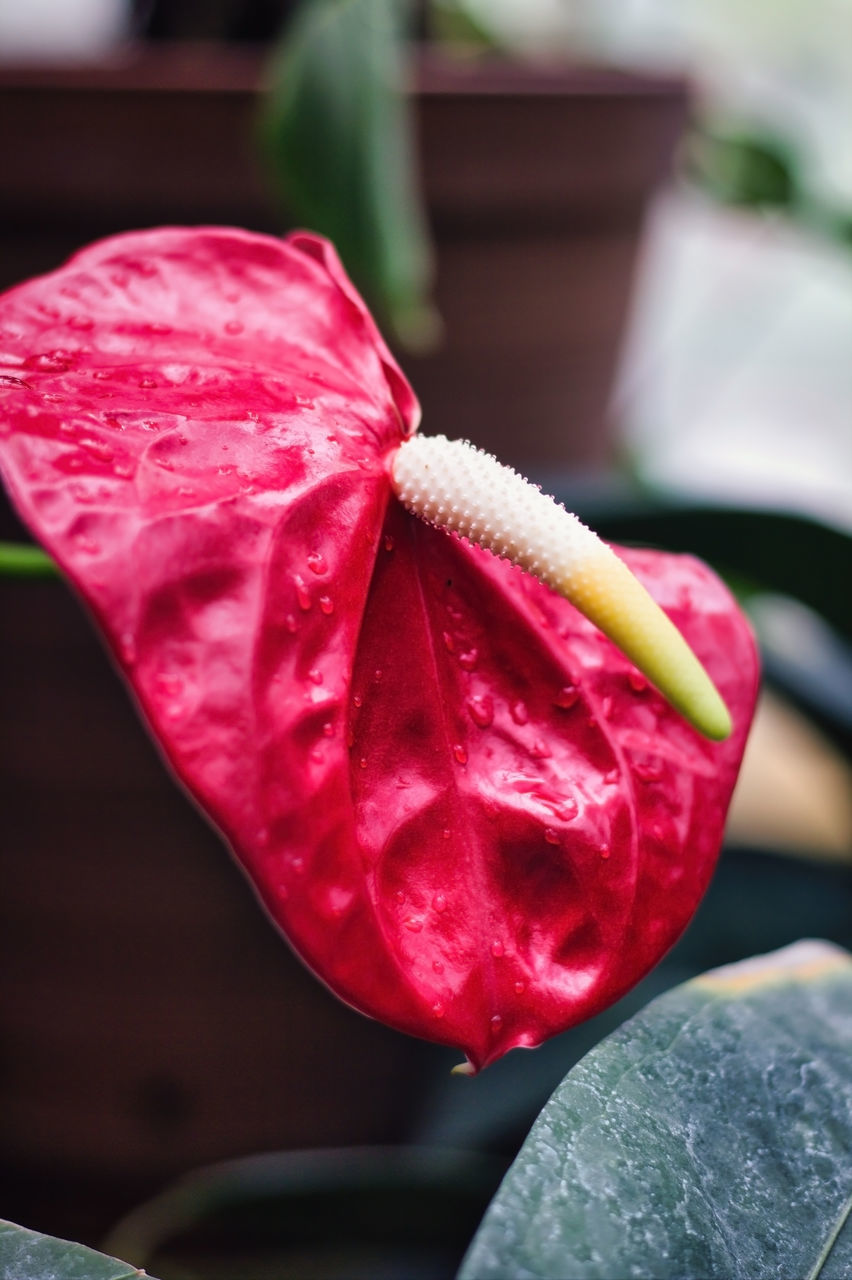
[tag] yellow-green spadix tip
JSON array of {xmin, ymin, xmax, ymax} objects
[{"xmin": 391, "ymin": 434, "xmax": 732, "ymax": 742}]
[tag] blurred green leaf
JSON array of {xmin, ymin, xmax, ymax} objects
[
  {"xmin": 686, "ymin": 127, "xmax": 799, "ymax": 210},
  {"xmin": 429, "ymin": 0, "xmax": 500, "ymax": 50},
  {"xmin": 557, "ymin": 495, "xmax": 852, "ymax": 643},
  {"xmin": 259, "ymin": 0, "xmax": 439, "ymax": 350},
  {"xmin": 103, "ymin": 1147, "xmax": 505, "ymax": 1280},
  {"xmin": 0, "ymin": 542, "xmax": 56, "ymax": 577},
  {"xmin": 0, "ymin": 1219, "xmax": 153, "ymax": 1280},
  {"xmin": 459, "ymin": 941, "xmax": 852, "ymax": 1280}
]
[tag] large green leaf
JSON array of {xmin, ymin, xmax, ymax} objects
[
  {"xmin": 459, "ymin": 941, "xmax": 852, "ymax": 1280},
  {"xmin": 0, "ymin": 1219, "xmax": 155, "ymax": 1280},
  {"xmin": 259, "ymin": 0, "xmax": 437, "ymax": 349}
]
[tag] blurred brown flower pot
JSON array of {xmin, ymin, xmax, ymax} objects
[{"xmin": 0, "ymin": 44, "xmax": 687, "ymax": 475}]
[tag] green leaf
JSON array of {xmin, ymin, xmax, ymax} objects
[
  {"xmin": 459, "ymin": 941, "xmax": 852, "ymax": 1280},
  {"xmin": 0, "ymin": 1218, "xmax": 155, "ymax": 1280},
  {"xmin": 429, "ymin": 0, "xmax": 502, "ymax": 49},
  {"xmin": 103, "ymin": 1147, "xmax": 505, "ymax": 1279},
  {"xmin": 562, "ymin": 495, "xmax": 852, "ymax": 643},
  {"xmin": 259, "ymin": 0, "xmax": 438, "ymax": 350},
  {"xmin": 686, "ymin": 127, "xmax": 799, "ymax": 211},
  {"xmin": 0, "ymin": 542, "xmax": 57, "ymax": 577}
]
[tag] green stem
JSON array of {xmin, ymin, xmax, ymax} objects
[{"xmin": 0, "ymin": 542, "xmax": 58, "ymax": 578}]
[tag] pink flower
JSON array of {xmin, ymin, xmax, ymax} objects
[{"xmin": 0, "ymin": 228, "xmax": 758, "ymax": 1070}]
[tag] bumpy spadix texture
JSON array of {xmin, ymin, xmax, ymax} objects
[
  {"xmin": 392, "ymin": 435, "xmax": 732, "ymax": 740},
  {"xmin": 0, "ymin": 228, "xmax": 759, "ymax": 1070}
]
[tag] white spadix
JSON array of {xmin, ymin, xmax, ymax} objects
[{"xmin": 390, "ymin": 434, "xmax": 732, "ymax": 741}]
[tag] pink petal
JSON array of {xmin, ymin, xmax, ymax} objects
[{"xmin": 0, "ymin": 228, "xmax": 759, "ymax": 1068}]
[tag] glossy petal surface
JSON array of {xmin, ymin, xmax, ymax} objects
[{"xmin": 0, "ymin": 229, "xmax": 758, "ymax": 1068}]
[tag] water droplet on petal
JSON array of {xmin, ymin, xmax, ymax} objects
[
  {"xmin": 467, "ymin": 695, "xmax": 494, "ymax": 728},
  {"xmin": 154, "ymin": 671, "xmax": 186, "ymax": 719},
  {"xmin": 373, "ymin": 668, "xmax": 383, "ymax": 682},
  {"xmin": 27, "ymin": 351, "xmax": 71, "ymax": 373},
  {"xmin": 307, "ymin": 668, "xmax": 323, "ymax": 685},
  {"xmin": 322, "ymin": 721, "xmax": 334, "ymax": 738},
  {"xmin": 490, "ymin": 1014, "xmax": 503, "ymax": 1032},
  {"xmin": 155, "ymin": 672, "xmax": 183, "ymax": 697},
  {"xmin": 353, "ymin": 694, "xmax": 363, "ymax": 708},
  {"xmin": 404, "ymin": 917, "xmax": 422, "ymax": 933},
  {"xmin": 544, "ymin": 828, "xmax": 560, "ymax": 846},
  {"xmin": 599, "ymin": 843, "xmax": 611, "ymax": 859},
  {"xmin": 383, "ymin": 534, "xmax": 395, "ymax": 552},
  {"xmin": 453, "ymin": 744, "xmax": 468, "ymax": 765},
  {"xmin": 294, "ymin": 575, "xmax": 311, "ymax": 610},
  {"xmin": 285, "ymin": 614, "xmax": 298, "ymax": 634},
  {"xmin": 514, "ymin": 981, "xmax": 526, "ymax": 995},
  {"xmin": 458, "ymin": 648, "xmax": 478, "ymax": 671},
  {"xmin": 432, "ymin": 959, "xmax": 444, "ymax": 975},
  {"xmin": 310, "ymin": 747, "xmax": 323, "ymax": 764},
  {"xmin": 432, "ymin": 1001, "xmax": 445, "ymax": 1019},
  {"xmin": 629, "ymin": 670, "xmax": 648, "ymax": 693},
  {"xmin": 319, "ymin": 595, "xmax": 334, "ymax": 615},
  {"xmin": 530, "ymin": 739, "xmax": 551, "ymax": 759},
  {"xmin": 490, "ymin": 939, "xmax": 504, "ymax": 958},
  {"xmin": 359, "ymin": 757, "xmax": 368, "ymax": 769},
  {"xmin": 555, "ymin": 684, "xmax": 579, "ymax": 709},
  {"xmin": 442, "ymin": 631, "xmax": 455, "ymax": 654},
  {"xmin": 395, "ymin": 890, "xmax": 405, "ymax": 905},
  {"xmin": 442, "ymin": 828, "xmax": 451, "ymax": 840},
  {"xmin": 138, "ymin": 377, "xmax": 157, "ymax": 389},
  {"xmin": 511, "ymin": 700, "xmax": 529, "ymax": 725},
  {"xmin": 432, "ymin": 893, "xmax": 447, "ymax": 913},
  {"xmin": 635, "ymin": 754, "xmax": 664, "ymax": 783},
  {"xmin": 306, "ymin": 551, "xmax": 327, "ymax": 575}
]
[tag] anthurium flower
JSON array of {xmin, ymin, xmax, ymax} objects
[{"xmin": 0, "ymin": 228, "xmax": 758, "ymax": 1071}]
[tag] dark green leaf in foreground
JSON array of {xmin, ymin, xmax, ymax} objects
[
  {"xmin": 459, "ymin": 941, "xmax": 852, "ymax": 1280},
  {"xmin": 0, "ymin": 1219, "xmax": 155, "ymax": 1280},
  {"xmin": 260, "ymin": 0, "xmax": 438, "ymax": 349}
]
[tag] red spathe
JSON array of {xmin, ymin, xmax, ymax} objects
[{"xmin": 0, "ymin": 228, "xmax": 759, "ymax": 1069}]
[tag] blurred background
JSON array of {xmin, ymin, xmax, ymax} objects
[{"xmin": 1, "ymin": 3, "xmax": 850, "ymax": 1277}]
